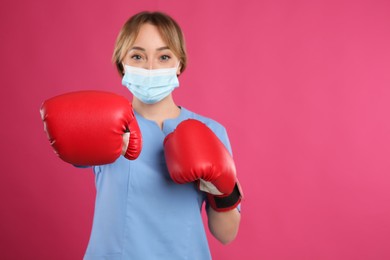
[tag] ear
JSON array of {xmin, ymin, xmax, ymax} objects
[
  {"xmin": 176, "ymin": 63, "xmax": 182, "ymax": 76},
  {"xmin": 120, "ymin": 62, "xmax": 125, "ymax": 76}
]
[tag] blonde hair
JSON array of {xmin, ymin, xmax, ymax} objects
[{"xmin": 112, "ymin": 11, "xmax": 187, "ymax": 76}]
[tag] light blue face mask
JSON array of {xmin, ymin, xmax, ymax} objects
[{"xmin": 122, "ymin": 64, "xmax": 180, "ymax": 104}]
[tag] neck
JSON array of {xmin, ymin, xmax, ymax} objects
[{"xmin": 132, "ymin": 95, "xmax": 181, "ymax": 128}]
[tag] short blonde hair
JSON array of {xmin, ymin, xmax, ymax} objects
[{"xmin": 112, "ymin": 11, "xmax": 187, "ymax": 76}]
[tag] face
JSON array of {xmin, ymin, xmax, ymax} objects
[{"xmin": 122, "ymin": 23, "xmax": 181, "ymax": 74}]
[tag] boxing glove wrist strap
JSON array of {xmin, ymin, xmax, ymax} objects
[{"xmin": 207, "ymin": 183, "xmax": 242, "ymax": 212}]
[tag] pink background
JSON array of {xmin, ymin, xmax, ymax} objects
[{"xmin": 1, "ymin": 0, "xmax": 390, "ymax": 259}]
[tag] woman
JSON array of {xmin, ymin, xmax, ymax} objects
[{"xmin": 84, "ymin": 11, "xmax": 242, "ymax": 259}]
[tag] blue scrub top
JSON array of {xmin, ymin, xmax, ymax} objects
[{"xmin": 84, "ymin": 107, "xmax": 233, "ymax": 260}]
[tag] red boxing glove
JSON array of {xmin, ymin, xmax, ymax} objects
[
  {"xmin": 164, "ymin": 119, "xmax": 242, "ymax": 212},
  {"xmin": 40, "ymin": 91, "xmax": 142, "ymax": 165}
]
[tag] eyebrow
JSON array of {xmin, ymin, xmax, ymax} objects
[{"xmin": 129, "ymin": 46, "xmax": 170, "ymax": 52}]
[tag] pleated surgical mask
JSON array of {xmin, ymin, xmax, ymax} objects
[{"xmin": 122, "ymin": 64, "xmax": 180, "ymax": 104}]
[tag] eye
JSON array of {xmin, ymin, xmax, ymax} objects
[
  {"xmin": 160, "ymin": 55, "xmax": 171, "ymax": 61},
  {"xmin": 131, "ymin": 54, "xmax": 143, "ymax": 61}
]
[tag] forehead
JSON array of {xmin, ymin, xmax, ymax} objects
[{"xmin": 131, "ymin": 23, "xmax": 167, "ymax": 48}]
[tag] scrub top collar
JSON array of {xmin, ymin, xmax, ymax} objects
[{"xmin": 133, "ymin": 106, "xmax": 191, "ymax": 135}]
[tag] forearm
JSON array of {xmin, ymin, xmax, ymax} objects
[{"xmin": 207, "ymin": 206, "xmax": 241, "ymax": 245}]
